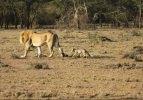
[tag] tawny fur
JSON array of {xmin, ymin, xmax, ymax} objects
[
  {"xmin": 20, "ymin": 30, "xmax": 63, "ymax": 58},
  {"xmin": 71, "ymin": 48, "xmax": 91, "ymax": 58}
]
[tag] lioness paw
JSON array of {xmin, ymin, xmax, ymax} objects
[{"xmin": 20, "ymin": 55, "xmax": 26, "ymax": 58}]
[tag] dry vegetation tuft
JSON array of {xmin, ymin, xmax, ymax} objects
[
  {"xmin": 0, "ymin": 61, "xmax": 10, "ymax": 68},
  {"xmin": 123, "ymin": 46, "xmax": 143, "ymax": 62},
  {"xmin": 30, "ymin": 62, "xmax": 51, "ymax": 70}
]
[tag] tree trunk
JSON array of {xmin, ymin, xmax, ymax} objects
[
  {"xmin": 25, "ymin": 0, "xmax": 32, "ymax": 29},
  {"xmin": 139, "ymin": 0, "xmax": 142, "ymax": 28}
]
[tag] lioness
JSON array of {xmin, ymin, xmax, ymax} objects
[
  {"xmin": 20, "ymin": 30, "xmax": 64, "ymax": 58},
  {"xmin": 71, "ymin": 48, "xmax": 91, "ymax": 58}
]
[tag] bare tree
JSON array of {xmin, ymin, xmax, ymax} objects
[
  {"xmin": 72, "ymin": 0, "xmax": 88, "ymax": 29},
  {"xmin": 138, "ymin": 0, "xmax": 142, "ymax": 28}
]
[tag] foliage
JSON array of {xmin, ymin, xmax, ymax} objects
[{"xmin": 0, "ymin": 0, "xmax": 143, "ymax": 29}]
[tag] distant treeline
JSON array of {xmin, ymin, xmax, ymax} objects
[{"xmin": 0, "ymin": 0, "xmax": 142, "ymax": 29}]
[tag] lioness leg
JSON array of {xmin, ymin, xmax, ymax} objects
[
  {"xmin": 58, "ymin": 47, "xmax": 64, "ymax": 57},
  {"xmin": 47, "ymin": 42, "xmax": 54, "ymax": 58},
  {"xmin": 37, "ymin": 46, "xmax": 41, "ymax": 58},
  {"xmin": 21, "ymin": 42, "xmax": 30, "ymax": 58}
]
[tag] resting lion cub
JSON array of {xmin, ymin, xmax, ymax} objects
[
  {"xmin": 20, "ymin": 30, "xmax": 64, "ymax": 58},
  {"xmin": 71, "ymin": 48, "xmax": 91, "ymax": 58}
]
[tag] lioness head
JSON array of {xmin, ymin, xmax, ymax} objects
[{"xmin": 20, "ymin": 30, "xmax": 33, "ymax": 44}]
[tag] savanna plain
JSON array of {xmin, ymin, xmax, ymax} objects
[{"xmin": 0, "ymin": 29, "xmax": 143, "ymax": 99}]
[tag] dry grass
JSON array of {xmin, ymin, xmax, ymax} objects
[
  {"xmin": 123, "ymin": 46, "xmax": 143, "ymax": 62},
  {"xmin": 0, "ymin": 29, "xmax": 143, "ymax": 99}
]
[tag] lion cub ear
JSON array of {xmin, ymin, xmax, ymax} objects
[{"xmin": 71, "ymin": 48, "xmax": 75, "ymax": 52}]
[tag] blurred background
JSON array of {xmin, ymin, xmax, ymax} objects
[{"xmin": 0, "ymin": 0, "xmax": 142, "ymax": 29}]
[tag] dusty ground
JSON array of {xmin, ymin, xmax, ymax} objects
[{"xmin": 0, "ymin": 29, "xmax": 143, "ymax": 99}]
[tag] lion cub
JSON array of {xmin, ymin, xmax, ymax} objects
[{"xmin": 71, "ymin": 48, "xmax": 91, "ymax": 58}]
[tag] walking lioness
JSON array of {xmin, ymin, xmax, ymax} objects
[{"xmin": 20, "ymin": 30, "xmax": 64, "ymax": 58}]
